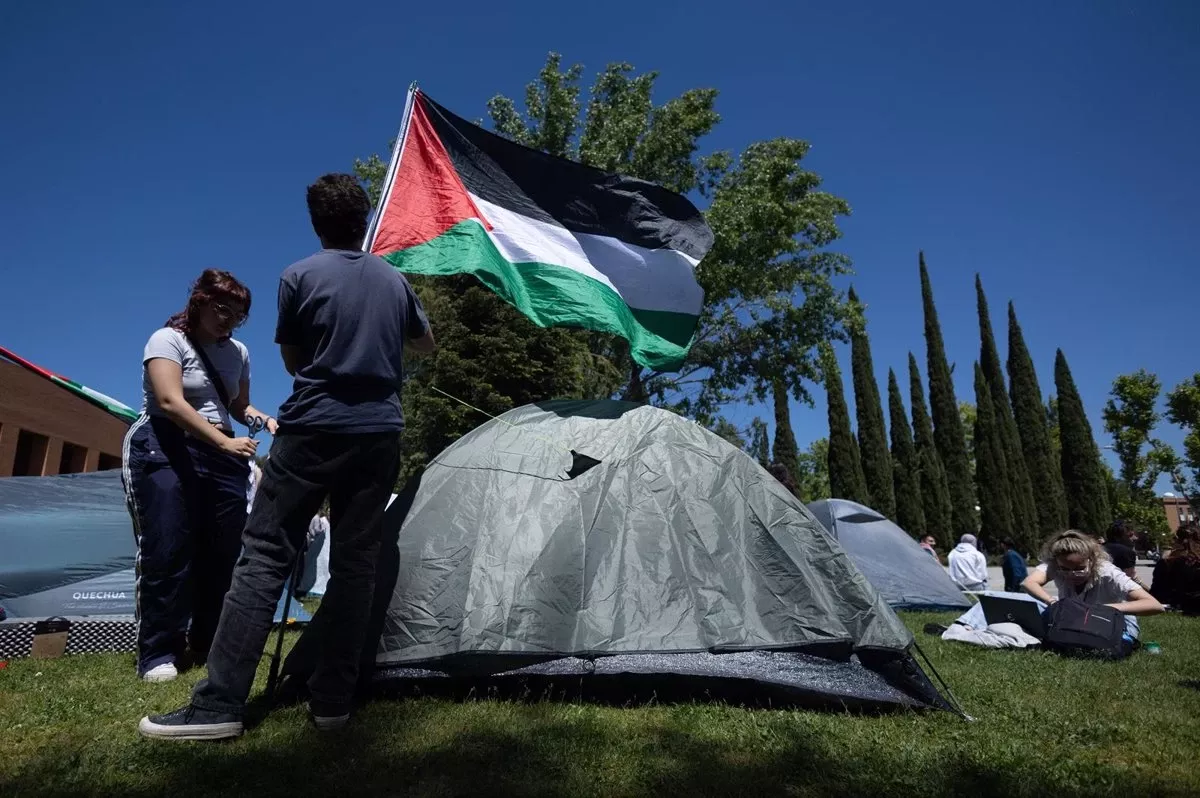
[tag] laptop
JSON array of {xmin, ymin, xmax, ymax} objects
[{"xmin": 979, "ymin": 594, "xmax": 1047, "ymax": 638}]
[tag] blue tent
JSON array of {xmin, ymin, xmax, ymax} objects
[
  {"xmin": 0, "ymin": 469, "xmax": 310, "ymax": 658},
  {"xmin": 806, "ymin": 499, "xmax": 970, "ymax": 612}
]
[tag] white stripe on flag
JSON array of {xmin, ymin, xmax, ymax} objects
[{"xmin": 470, "ymin": 195, "xmax": 704, "ymax": 317}]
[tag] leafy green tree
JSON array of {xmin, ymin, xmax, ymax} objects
[
  {"xmin": 771, "ymin": 380, "xmax": 802, "ymax": 489},
  {"xmin": 976, "ymin": 277, "xmax": 1037, "ymax": 547},
  {"xmin": 959, "ymin": 401, "xmax": 977, "ymax": 478},
  {"xmin": 1165, "ymin": 374, "xmax": 1200, "ymax": 513},
  {"xmin": 748, "ymin": 418, "xmax": 771, "ymax": 466},
  {"xmin": 974, "ymin": 362, "xmax": 1014, "ymax": 543},
  {"xmin": 1008, "ymin": 302, "xmax": 1068, "ymax": 536},
  {"xmin": 821, "ymin": 343, "xmax": 868, "ymax": 504},
  {"xmin": 910, "ymin": 353, "xmax": 953, "ymax": 546},
  {"xmin": 1103, "ymin": 370, "xmax": 1175, "ymax": 535},
  {"xmin": 356, "ymin": 54, "xmax": 856, "ymax": 479},
  {"xmin": 1104, "ymin": 371, "xmax": 1175, "ymax": 502},
  {"xmin": 847, "ymin": 287, "xmax": 895, "ymax": 517},
  {"xmin": 920, "ymin": 254, "xmax": 976, "ymax": 533},
  {"xmin": 708, "ymin": 417, "xmax": 747, "ymax": 450},
  {"xmin": 888, "ymin": 368, "xmax": 926, "ymax": 537},
  {"xmin": 1054, "ymin": 350, "xmax": 1111, "ymax": 534},
  {"xmin": 797, "ymin": 438, "xmax": 832, "ymax": 502},
  {"xmin": 490, "ymin": 54, "xmax": 857, "ymax": 428}
]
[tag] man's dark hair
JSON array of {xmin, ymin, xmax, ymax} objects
[
  {"xmin": 1003, "ymin": 538, "xmax": 1017, "ymax": 549},
  {"xmin": 307, "ymin": 173, "xmax": 371, "ymax": 247},
  {"xmin": 1108, "ymin": 519, "xmax": 1133, "ymax": 543},
  {"xmin": 766, "ymin": 462, "xmax": 796, "ymax": 495}
]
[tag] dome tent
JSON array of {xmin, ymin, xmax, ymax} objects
[
  {"xmin": 366, "ymin": 400, "xmax": 954, "ymax": 712},
  {"xmin": 0, "ymin": 470, "xmax": 310, "ymax": 658},
  {"xmin": 806, "ymin": 499, "xmax": 970, "ymax": 612}
]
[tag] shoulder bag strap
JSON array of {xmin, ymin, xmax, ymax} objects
[{"xmin": 187, "ymin": 334, "xmax": 235, "ymax": 420}]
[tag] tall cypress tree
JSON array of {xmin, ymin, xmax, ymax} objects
[
  {"xmin": 848, "ymin": 287, "xmax": 896, "ymax": 517},
  {"xmin": 772, "ymin": 379, "xmax": 801, "ymax": 488},
  {"xmin": 888, "ymin": 368, "xmax": 926, "ymax": 537},
  {"xmin": 1054, "ymin": 349, "xmax": 1111, "ymax": 534},
  {"xmin": 909, "ymin": 353, "xmax": 953, "ymax": 546},
  {"xmin": 976, "ymin": 277, "xmax": 1038, "ymax": 548},
  {"xmin": 920, "ymin": 253, "xmax": 977, "ymax": 533},
  {"xmin": 974, "ymin": 361, "xmax": 1014, "ymax": 543},
  {"xmin": 822, "ymin": 344, "xmax": 869, "ymax": 504},
  {"xmin": 1008, "ymin": 302, "xmax": 1069, "ymax": 535}
]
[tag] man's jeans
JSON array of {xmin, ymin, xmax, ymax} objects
[{"xmin": 191, "ymin": 431, "xmax": 401, "ymax": 714}]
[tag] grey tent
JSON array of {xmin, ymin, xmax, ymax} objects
[
  {"xmin": 366, "ymin": 400, "xmax": 953, "ymax": 712},
  {"xmin": 0, "ymin": 470, "xmax": 310, "ymax": 658},
  {"xmin": 805, "ymin": 499, "xmax": 970, "ymax": 612}
]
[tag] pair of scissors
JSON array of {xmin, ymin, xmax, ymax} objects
[{"xmin": 247, "ymin": 415, "xmax": 267, "ymax": 439}]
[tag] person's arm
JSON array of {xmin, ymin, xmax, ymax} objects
[
  {"xmin": 404, "ymin": 281, "xmax": 436, "ymax": 355},
  {"xmin": 275, "ymin": 274, "xmax": 311, "ymax": 377},
  {"xmin": 229, "ymin": 377, "xmax": 279, "ymax": 436},
  {"xmin": 147, "ymin": 359, "xmax": 257, "ymax": 458},
  {"xmin": 280, "ymin": 345, "xmax": 308, "ymax": 377},
  {"xmin": 1108, "ymin": 587, "xmax": 1164, "ymax": 616},
  {"xmin": 1022, "ymin": 566, "xmax": 1056, "ymax": 604}
]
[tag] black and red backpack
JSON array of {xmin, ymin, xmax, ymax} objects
[{"xmin": 1042, "ymin": 597, "xmax": 1135, "ymax": 660}]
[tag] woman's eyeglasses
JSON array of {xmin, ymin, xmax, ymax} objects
[
  {"xmin": 1056, "ymin": 564, "xmax": 1090, "ymax": 577},
  {"xmin": 212, "ymin": 303, "xmax": 247, "ymax": 326}
]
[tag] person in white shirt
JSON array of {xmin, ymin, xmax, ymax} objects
[{"xmin": 948, "ymin": 533, "xmax": 989, "ymax": 591}]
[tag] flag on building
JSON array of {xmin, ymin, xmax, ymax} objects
[{"xmin": 364, "ymin": 87, "xmax": 712, "ymax": 371}]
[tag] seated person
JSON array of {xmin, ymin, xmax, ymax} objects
[
  {"xmin": 1023, "ymin": 530, "xmax": 1163, "ymax": 639},
  {"xmin": 948, "ymin": 533, "xmax": 989, "ymax": 592},
  {"xmin": 1000, "ymin": 538, "xmax": 1028, "ymax": 592},
  {"xmin": 1151, "ymin": 523, "xmax": 1200, "ymax": 615},
  {"xmin": 1104, "ymin": 519, "xmax": 1148, "ymax": 589}
]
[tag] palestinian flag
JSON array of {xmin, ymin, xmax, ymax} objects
[{"xmin": 364, "ymin": 88, "xmax": 712, "ymax": 371}]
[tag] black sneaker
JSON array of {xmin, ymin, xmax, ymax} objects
[
  {"xmin": 138, "ymin": 705, "xmax": 244, "ymax": 741},
  {"xmin": 308, "ymin": 699, "xmax": 351, "ymax": 732}
]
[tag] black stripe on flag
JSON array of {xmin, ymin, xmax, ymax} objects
[{"xmin": 421, "ymin": 94, "xmax": 713, "ymax": 262}]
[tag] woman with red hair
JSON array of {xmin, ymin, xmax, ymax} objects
[{"xmin": 122, "ymin": 269, "xmax": 276, "ymax": 682}]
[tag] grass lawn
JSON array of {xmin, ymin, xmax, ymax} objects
[{"xmin": 3, "ymin": 611, "xmax": 1199, "ymax": 798}]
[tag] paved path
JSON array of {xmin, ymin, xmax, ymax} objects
[{"xmin": 982, "ymin": 563, "xmax": 1156, "ymax": 597}]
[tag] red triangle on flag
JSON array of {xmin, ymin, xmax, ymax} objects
[{"xmin": 370, "ymin": 94, "xmax": 489, "ymax": 256}]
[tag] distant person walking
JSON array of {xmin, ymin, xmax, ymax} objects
[
  {"xmin": 948, "ymin": 534, "xmax": 989, "ymax": 592},
  {"xmin": 1000, "ymin": 538, "xmax": 1028, "ymax": 592},
  {"xmin": 121, "ymin": 270, "xmax": 275, "ymax": 683},
  {"xmin": 140, "ymin": 174, "xmax": 435, "ymax": 740}
]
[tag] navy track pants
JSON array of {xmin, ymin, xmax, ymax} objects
[{"xmin": 121, "ymin": 415, "xmax": 250, "ymax": 675}]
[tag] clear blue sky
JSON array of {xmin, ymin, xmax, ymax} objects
[{"xmin": 2, "ymin": 1, "xmax": 1197, "ymax": 484}]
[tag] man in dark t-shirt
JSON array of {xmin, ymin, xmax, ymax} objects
[
  {"xmin": 1105, "ymin": 520, "xmax": 1140, "ymax": 578},
  {"xmin": 141, "ymin": 174, "xmax": 435, "ymax": 741}
]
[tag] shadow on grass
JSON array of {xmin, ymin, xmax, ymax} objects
[
  {"xmin": 3, "ymin": 695, "xmax": 1180, "ymax": 798},
  {"xmin": 1180, "ymin": 679, "xmax": 1200, "ymax": 692}
]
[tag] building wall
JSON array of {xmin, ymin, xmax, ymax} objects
[
  {"xmin": 1162, "ymin": 496, "xmax": 1197, "ymax": 534},
  {"xmin": 0, "ymin": 360, "xmax": 129, "ymax": 477}
]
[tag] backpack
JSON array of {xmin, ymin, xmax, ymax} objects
[{"xmin": 1042, "ymin": 598, "xmax": 1134, "ymax": 660}]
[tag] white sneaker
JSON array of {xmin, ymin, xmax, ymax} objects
[{"xmin": 142, "ymin": 663, "xmax": 178, "ymax": 683}]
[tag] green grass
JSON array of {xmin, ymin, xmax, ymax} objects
[{"xmin": 2, "ymin": 612, "xmax": 1199, "ymax": 798}]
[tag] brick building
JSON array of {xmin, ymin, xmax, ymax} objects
[
  {"xmin": 0, "ymin": 352, "xmax": 132, "ymax": 478},
  {"xmin": 1161, "ymin": 493, "xmax": 1197, "ymax": 534}
]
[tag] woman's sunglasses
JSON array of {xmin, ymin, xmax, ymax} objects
[{"xmin": 212, "ymin": 302, "xmax": 247, "ymax": 326}]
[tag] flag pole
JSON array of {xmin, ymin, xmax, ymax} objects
[{"xmin": 361, "ymin": 81, "xmax": 419, "ymax": 253}]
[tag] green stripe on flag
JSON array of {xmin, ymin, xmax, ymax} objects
[{"xmin": 383, "ymin": 220, "xmax": 699, "ymax": 371}]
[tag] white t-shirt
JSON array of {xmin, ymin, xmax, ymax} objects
[
  {"xmin": 1035, "ymin": 560, "xmax": 1141, "ymax": 606},
  {"xmin": 141, "ymin": 328, "xmax": 250, "ymax": 428}
]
